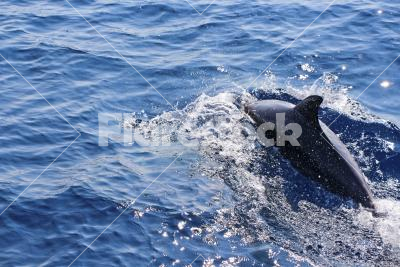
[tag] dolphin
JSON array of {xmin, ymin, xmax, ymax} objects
[{"xmin": 245, "ymin": 95, "xmax": 377, "ymax": 213}]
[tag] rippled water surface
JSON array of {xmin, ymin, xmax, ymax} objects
[{"xmin": 0, "ymin": 0, "xmax": 400, "ymax": 266}]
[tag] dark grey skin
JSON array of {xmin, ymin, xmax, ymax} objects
[{"xmin": 245, "ymin": 95, "xmax": 377, "ymax": 213}]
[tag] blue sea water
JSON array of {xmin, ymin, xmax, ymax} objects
[{"xmin": 1, "ymin": 0, "xmax": 400, "ymax": 266}]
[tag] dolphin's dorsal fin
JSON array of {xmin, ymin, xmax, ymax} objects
[{"xmin": 294, "ymin": 95, "xmax": 323, "ymax": 128}]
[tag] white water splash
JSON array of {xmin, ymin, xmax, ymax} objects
[
  {"xmin": 124, "ymin": 73, "xmax": 400, "ymax": 265},
  {"xmin": 125, "ymin": 91, "xmax": 259, "ymax": 165},
  {"xmin": 357, "ymin": 199, "xmax": 400, "ymax": 249},
  {"xmin": 259, "ymin": 72, "xmax": 390, "ymax": 125},
  {"xmin": 301, "ymin": 63, "xmax": 315, "ymax": 73}
]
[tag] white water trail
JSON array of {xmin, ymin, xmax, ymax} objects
[
  {"xmin": 123, "ymin": 71, "xmax": 400, "ymax": 265},
  {"xmin": 357, "ymin": 198, "xmax": 400, "ymax": 249}
]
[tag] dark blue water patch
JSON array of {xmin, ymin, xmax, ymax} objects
[
  {"xmin": 380, "ymin": 154, "xmax": 400, "ymax": 187},
  {"xmin": 0, "ymin": 186, "xmax": 116, "ymax": 264}
]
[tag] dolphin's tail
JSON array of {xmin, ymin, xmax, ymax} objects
[
  {"xmin": 371, "ymin": 207, "xmax": 388, "ymax": 218},
  {"xmin": 373, "ymin": 211, "xmax": 387, "ymax": 217},
  {"xmin": 362, "ymin": 201, "xmax": 387, "ymax": 217}
]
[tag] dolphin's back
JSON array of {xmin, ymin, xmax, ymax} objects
[
  {"xmin": 320, "ymin": 122, "xmax": 360, "ymax": 171},
  {"xmin": 245, "ymin": 100, "xmax": 294, "ymax": 125},
  {"xmin": 318, "ymin": 122, "xmax": 375, "ymax": 208},
  {"xmin": 245, "ymin": 95, "xmax": 376, "ymax": 211}
]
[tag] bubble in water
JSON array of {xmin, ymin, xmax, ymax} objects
[
  {"xmin": 178, "ymin": 221, "xmax": 186, "ymax": 230},
  {"xmin": 301, "ymin": 63, "xmax": 315, "ymax": 73}
]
